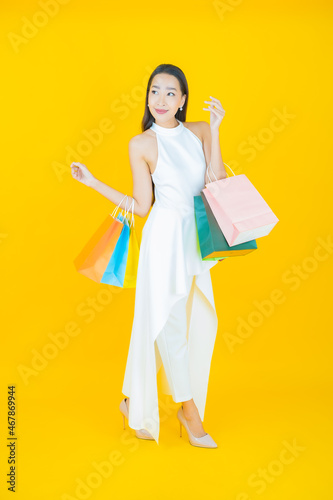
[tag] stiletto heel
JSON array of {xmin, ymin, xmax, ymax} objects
[
  {"xmin": 176, "ymin": 406, "xmax": 218, "ymax": 448},
  {"xmin": 119, "ymin": 398, "xmax": 155, "ymax": 441}
]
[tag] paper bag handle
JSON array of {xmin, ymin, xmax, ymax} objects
[
  {"xmin": 110, "ymin": 194, "xmax": 135, "ymax": 228},
  {"xmin": 125, "ymin": 197, "xmax": 135, "ymax": 229},
  {"xmin": 110, "ymin": 194, "xmax": 128, "ymax": 218},
  {"xmin": 206, "ymin": 162, "xmax": 235, "ymax": 183}
]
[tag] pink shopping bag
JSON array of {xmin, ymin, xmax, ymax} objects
[{"xmin": 203, "ymin": 163, "xmax": 279, "ymax": 246}]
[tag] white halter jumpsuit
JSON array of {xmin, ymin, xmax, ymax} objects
[{"xmin": 121, "ymin": 118, "xmax": 218, "ymax": 444}]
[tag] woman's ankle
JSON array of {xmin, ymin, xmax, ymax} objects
[{"xmin": 182, "ymin": 399, "xmax": 199, "ymax": 419}]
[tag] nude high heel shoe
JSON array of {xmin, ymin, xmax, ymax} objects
[
  {"xmin": 119, "ymin": 398, "xmax": 154, "ymax": 440},
  {"xmin": 177, "ymin": 405, "xmax": 218, "ymax": 448}
]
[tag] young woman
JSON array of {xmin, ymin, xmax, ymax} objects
[{"xmin": 71, "ymin": 63, "xmax": 227, "ymax": 448}]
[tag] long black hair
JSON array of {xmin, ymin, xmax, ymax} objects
[
  {"xmin": 141, "ymin": 63, "xmax": 189, "ymax": 131},
  {"xmin": 141, "ymin": 64, "xmax": 189, "ymax": 203}
]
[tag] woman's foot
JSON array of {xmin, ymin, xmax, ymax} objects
[
  {"xmin": 120, "ymin": 397, "xmax": 154, "ymax": 440},
  {"xmin": 182, "ymin": 399, "xmax": 207, "ymax": 438}
]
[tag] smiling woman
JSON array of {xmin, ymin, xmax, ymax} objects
[
  {"xmin": 70, "ymin": 63, "xmax": 227, "ymax": 448},
  {"xmin": 120, "ymin": 64, "xmax": 223, "ymax": 448}
]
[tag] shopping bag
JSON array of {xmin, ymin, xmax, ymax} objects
[
  {"xmin": 100, "ymin": 212, "xmax": 130, "ymax": 286},
  {"xmin": 122, "ymin": 204, "xmax": 140, "ymax": 288},
  {"xmin": 194, "ymin": 195, "xmax": 226, "ymax": 262},
  {"xmin": 74, "ymin": 194, "xmax": 131, "ymax": 283},
  {"xmin": 194, "ymin": 193, "xmax": 257, "ymax": 260},
  {"xmin": 203, "ymin": 163, "xmax": 279, "ymax": 246},
  {"xmin": 101, "ymin": 198, "xmax": 140, "ymax": 287}
]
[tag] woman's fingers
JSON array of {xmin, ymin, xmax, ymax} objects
[
  {"xmin": 204, "ymin": 99, "xmax": 223, "ymax": 111},
  {"xmin": 71, "ymin": 162, "xmax": 84, "ymax": 175},
  {"xmin": 209, "ymin": 96, "xmax": 221, "ymax": 105},
  {"xmin": 70, "ymin": 162, "xmax": 95, "ymax": 186},
  {"xmin": 71, "ymin": 162, "xmax": 84, "ymax": 167},
  {"xmin": 70, "ymin": 162, "xmax": 81, "ymax": 180}
]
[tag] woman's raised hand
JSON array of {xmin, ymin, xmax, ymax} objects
[
  {"xmin": 70, "ymin": 162, "xmax": 97, "ymax": 187},
  {"xmin": 203, "ymin": 96, "xmax": 225, "ymax": 132}
]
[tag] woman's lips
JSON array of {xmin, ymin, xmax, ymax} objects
[{"xmin": 155, "ymin": 109, "xmax": 168, "ymax": 114}]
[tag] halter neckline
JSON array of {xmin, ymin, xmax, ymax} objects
[{"xmin": 150, "ymin": 118, "xmax": 184, "ymax": 136}]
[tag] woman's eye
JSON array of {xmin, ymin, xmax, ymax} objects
[{"xmin": 151, "ymin": 90, "xmax": 175, "ymax": 96}]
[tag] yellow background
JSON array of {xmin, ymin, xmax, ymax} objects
[{"xmin": 1, "ymin": 0, "xmax": 332, "ymax": 498}]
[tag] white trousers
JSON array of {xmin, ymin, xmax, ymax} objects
[{"xmin": 155, "ymin": 275, "xmax": 195, "ymax": 403}]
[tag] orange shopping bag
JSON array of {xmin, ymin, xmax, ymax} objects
[{"xmin": 73, "ymin": 195, "xmax": 130, "ymax": 283}]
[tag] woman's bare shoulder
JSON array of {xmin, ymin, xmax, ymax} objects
[
  {"xmin": 128, "ymin": 129, "xmax": 156, "ymax": 174},
  {"xmin": 183, "ymin": 120, "xmax": 209, "ymax": 131},
  {"xmin": 183, "ymin": 120, "xmax": 209, "ymax": 143},
  {"xmin": 129, "ymin": 128, "xmax": 156, "ymax": 149}
]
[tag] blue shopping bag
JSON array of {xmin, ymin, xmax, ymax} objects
[{"xmin": 100, "ymin": 213, "xmax": 130, "ymax": 286}]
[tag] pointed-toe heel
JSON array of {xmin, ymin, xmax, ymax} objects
[
  {"xmin": 177, "ymin": 406, "xmax": 218, "ymax": 449},
  {"xmin": 119, "ymin": 398, "xmax": 154, "ymax": 441}
]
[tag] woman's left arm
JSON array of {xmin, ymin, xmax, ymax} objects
[{"xmin": 202, "ymin": 96, "xmax": 228, "ymax": 182}]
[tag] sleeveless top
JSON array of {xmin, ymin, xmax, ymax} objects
[
  {"xmin": 144, "ymin": 118, "xmax": 218, "ymax": 276},
  {"xmin": 150, "ymin": 118, "xmax": 207, "ymax": 212}
]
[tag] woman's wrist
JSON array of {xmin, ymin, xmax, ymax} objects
[{"xmin": 87, "ymin": 177, "xmax": 99, "ymax": 189}]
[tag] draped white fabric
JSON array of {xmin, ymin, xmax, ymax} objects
[{"xmin": 121, "ymin": 119, "xmax": 218, "ymax": 444}]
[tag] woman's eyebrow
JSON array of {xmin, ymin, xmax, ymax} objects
[{"xmin": 151, "ymin": 85, "xmax": 177, "ymax": 91}]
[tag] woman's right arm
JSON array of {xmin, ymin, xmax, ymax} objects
[{"xmin": 70, "ymin": 135, "xmax": 153, "ymax": 218}]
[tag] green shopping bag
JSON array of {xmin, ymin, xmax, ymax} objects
[{"xmin": 194, "ymin": 193, "xmax": 257, "ymax": 260}]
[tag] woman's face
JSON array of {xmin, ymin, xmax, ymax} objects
[{"xmin": 148, "ymin": 73, "xmax": 186, "ymax": 123}]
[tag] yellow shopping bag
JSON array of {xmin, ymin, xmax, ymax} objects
[{"xmin": 123, "ymin": 199, "xmax": 140, "ymax": 288}]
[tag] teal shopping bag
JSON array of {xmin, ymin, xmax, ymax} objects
[
  {"xmin": 100, "ymin": 213, "xmax": 130, "ymax": 286},
  {"xmin": 194, "ymin": 194, "xmax": 257, "ymax": 260}
]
